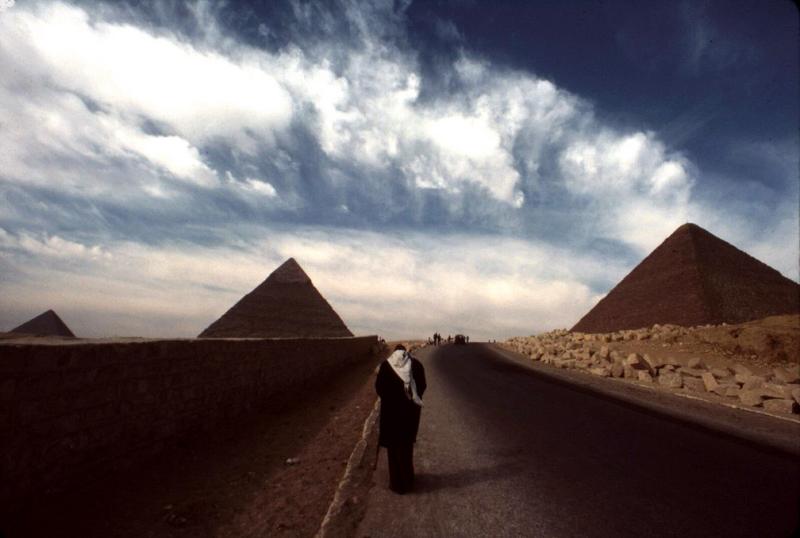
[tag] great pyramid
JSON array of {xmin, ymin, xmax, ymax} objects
[
  {"xmin": 11, "ymin": 309, "xmax": 75, "ymax": 337},
  {"xmin": 199, "ymin": 258, "xmax": 354, "ymax": 338},
  {"xmin": 571, "ymin": 223, "xmax": 800, "ymax": 333}
]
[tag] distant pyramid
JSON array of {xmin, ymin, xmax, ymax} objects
[
  {"xmin": 571, "ymin": 223, "xmax": 800, "ymax": 333},
  {"xmin": 199, "ymin": 258, "xmax": 354, "ymax": 338},
  {"xmin": 11, "ymin": 309, "xmax": 75, "ymax": 337}
]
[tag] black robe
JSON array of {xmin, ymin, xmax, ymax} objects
[{"xmin": 376, "ymin": 357, "xmax": 427, "ymax": 448}]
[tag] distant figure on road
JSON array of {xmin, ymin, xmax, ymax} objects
[{"xmin": 375, "ymin": 344, "xmax": 427, "ymax": 494}]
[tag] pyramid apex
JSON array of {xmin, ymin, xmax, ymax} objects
[
  {"xmin": 269, "ymin": 257, "xmax": 311, "ymax": 284},
  {"xmin": 672, "ymin": 222, "xmax": 702, "ymax": 235}
]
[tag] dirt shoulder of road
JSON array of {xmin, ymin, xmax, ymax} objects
[
  {"xmin": 5, "ymin": 350, "xmax": 385, "ymax": 538},
  {"xmin": 497, "ymin": 315, "xmax": 800, "ymax": 456}
]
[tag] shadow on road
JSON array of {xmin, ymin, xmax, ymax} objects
[{"xmin": 411, "ymin": 462, "xmax": 521, "ymax": 494}]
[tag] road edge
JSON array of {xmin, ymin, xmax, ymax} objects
[
  {"xmin": 488, "ymin": 343, "xmax": 800, "ymax": 457},
  {"xmin": 315, "ymin": 397, "xmax": 381, "ymax": 538}
]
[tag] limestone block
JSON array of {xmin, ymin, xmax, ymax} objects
[
  {"xmin": 589, "ymin": 367, "xmax": 611, "ymax": 377},
  {"xmin": 758, "ymin": 384, "xmax": 788, "ymax": 400},
  {"xmin": 679, "ymin": 367, "xmax": 705, "ymax": 378},
  {"xmin": 701, "ymin": 372, "xmax": 719, "ymax": 392},
  {"xmin": 762, "ymin": 399, "xmax": 797, "ymax": 415},
  {"xmin": 710, "ymin": 384, "xmax": 733, "ymax": 397},
  {"xmin": 724, "ymin": 386, "xmax": 741, "ymax": 398},
  {"xmin": 637, "ymin": 371, "xmax": 653, "ymax": 383},
  {"xmin": 683, "ymin": 377, "xmax": 705, "ymax": 392},
  {"xmin": 741, "ymin": 376, "xmax": 766, "ymax": 391},
  {"xmin": 642, "ymin": 354, "xmax": 663, "ymax": 371},
  {"xmin": 791, "ymin": 387, "xmax": 800, "ymax": 406},
  {"xmin": 625, "ymin": 353, "xmax": 648, "ymax": 370},
  {"xmin": 772, "ymin": 367, "xmax": 800, "ymax": 385},
  {"xmin": 611, "ymin": 363, "xmax": 624, "ymax": 378},
  {"xmin": 658, "ymin": 372, "xmax": 683, "ymax": 389},
  {"xmin": 738, "ymin": 390, "xmax": 763, "ymax": 407}
]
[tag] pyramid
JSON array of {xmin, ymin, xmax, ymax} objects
[
  {"xmin": 199, "ymin": 258, "xmax": 354, "ymax": 338},
  {"xmin": 571, "ymin": 223, "xmax": 800, "ymax": 333},
  {"xmin": 11, "ymin": 309, "xmax": 75, "ymax": 337}
]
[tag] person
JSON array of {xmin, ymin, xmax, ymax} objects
[{"xmin": 375, "ymin": 344, "xmax": 427, "ymax": 494}]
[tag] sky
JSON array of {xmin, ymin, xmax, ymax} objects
[{"xmin": 0, "ymin": 0, "xmax": 797, "ymax": 340}]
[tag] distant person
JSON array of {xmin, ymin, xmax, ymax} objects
[
  {"xmin": 466, "ymin": 335, "xmax": 469, "ymax": 343},
  {"xmin": 375, "ymin": 344, "xmax": 427, "ymax": 494}
]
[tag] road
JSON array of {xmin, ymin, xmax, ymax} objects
[{"xmin": 356, "ymin": 343, "xmax": 800, "ymax": 537}]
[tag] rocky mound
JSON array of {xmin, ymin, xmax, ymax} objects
[
  {"xmin": 503, "ymin": 314, "xmax": 800, "ymax": 415},
  {"xmin": 572, "ymin": 223, "xmax": 800, "ymax": 333},
  {"xmin": 10, "ymin": 310, "xmax": 75, "ymax": 337},
  {"xmin": 199, "ymin": 258, "xmax": 353, "ymax": 338}
]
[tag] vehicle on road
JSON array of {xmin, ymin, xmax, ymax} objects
[{"xmin": 454, "ymin": 334, "xmax": 467, "ymax": 345}]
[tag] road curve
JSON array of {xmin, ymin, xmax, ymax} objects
[{"xmin": 356, "ymin": 343, "xmax": 799, "ymax": 537}]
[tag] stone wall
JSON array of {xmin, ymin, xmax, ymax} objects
[{"xmin": 0, "ymin": 336, "xmax": 377, "ymax": 509}]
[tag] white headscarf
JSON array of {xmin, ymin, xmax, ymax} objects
[{"xmin": 387, "ymin": 349, "xmax": 423, "ymax": 406}]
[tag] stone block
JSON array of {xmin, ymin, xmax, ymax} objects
[
  {"xmin": 741, "ymin": 376, "xmax": 766, "ymax": 391},
  {"xmin": 658, "ymin": 372, "xmax": 683, "ymax": 389},
  {"xmin": 738, "ymin": 390, "xmax": 763, "ymax": 407},
  {"xmin": 679, "ymin": 367, "xmax": 705, "ymax": 378},
  {"xmin": 642, "ymin": 354, "xmax": 663, "ymax": 371},
  {"xmin": 683, "ymin": 377, "xmax": 705, "ymax": 392},
  {"xmin": 626, "ymin": 353, "xmax": 649, "ymax": 370},
  {"xmin": 701, "ymin": 372, "xmax": 719, "ymax": 392},
  {"xmin": 611, "ymin": 363, "xmax": 624, "ymax": 378},
  {"xmin": 724, "ymin": 386, "xmax": 741, "ymax": 398},
  {"xmin": 710, "ymin": 384, "xmax": 731, "ymax": 397},
  {"xmin": 710, "ymin": 367, "xmax": 733, "ymax": 379},
  {"xmin": 637, "ymin": 371, "xmax": 653, "ymax": 383},
  {"xmin": 772, "ymin": 367, "xmax": 800, "ymax": 385},
  {"xmin": 757, "ymin": 384, "xmax": 787, "ymax": 400},
  {"xmin": 791, "ymin": 387, "xmax": 800, "ymax": 406},
  {"xmin": 762, "ymin": 399, "xmax": 797, "ymax": 415}
]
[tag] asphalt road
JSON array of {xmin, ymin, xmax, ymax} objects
[{"xmin": 357, "ymin": 344, "xmax": 800, "ymax": 537}]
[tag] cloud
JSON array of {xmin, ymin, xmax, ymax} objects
[
  {"xmin": 0, "ymin": 229, "xmax": 111, "ymax": 261},
  {"xmin": 0, "ymin": 0, "xmax": 700, "ymax": 242},
  {"xmin": 0, "ymin": 0, "xmax": 795, "ymax": 338},
  {"xmin": 0, "ymin": 226, "xmax": 626, "ymax": 339}
]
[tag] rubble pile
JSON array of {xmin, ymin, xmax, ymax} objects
[{"xmin": 502, "ymin": 322, "xmax": 800, "ymax": 416}]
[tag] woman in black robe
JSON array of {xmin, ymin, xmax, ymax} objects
[{"xmin": 375, "ymin": 344, "xmax": 427, "ymax": 494}]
